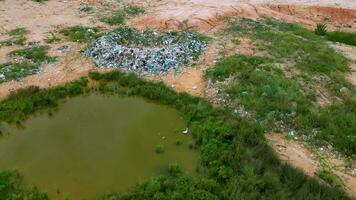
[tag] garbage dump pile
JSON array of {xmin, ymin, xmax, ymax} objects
[{"xmin": 83, "ymin": 26, "xmax": 207, "ymax": 75}]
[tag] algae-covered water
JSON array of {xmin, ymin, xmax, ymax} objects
[{"xmin": 0, "ymin": 94, "xmax": 198, "ymax": 199}]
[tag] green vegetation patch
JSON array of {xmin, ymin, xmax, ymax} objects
[
  {"xmin": 0, "ymin": 27, "xmax": 27, "ymax": 47},
  {"xmin": 326, "ymin": 31, "xmax": 356, "ymax": 46},
  {"xmin": 0, "ymin": 170, "xmax": 49, "ymax": 200},
  {"xmin": 205, "ymin": 54, "xmax": 356, "ymax": 155},
  {"xmin": 0, "ymin": 36, "xmax": 26, "ymax": 47},
  {"xmin": 0, "ymin": 71, "xmax": 351, "ymax": 199},
  {"xmin": 0, "ymin": 46, "xmax": 55, "ymax": 83},
  {"xmin": 44, "ymin": 33, "xmax": 61, "ymax": 44},
  {"xmin": 8, "ymin": 27, "xmax": 27, "ymax": 36},
  {"xmin": 9, "ymin": 46, "xmax": 56, "ymax": 63},
  {"xmin": 0, "ymin": 62, "xmax": 39, "ymax": 83},
  {"xmin": 59, "ymin": 26, "xmax": 101, "ymax": 43},
  {"xmin": 225, "ymin": 18, "xmax": 348, "ymax": 74},
  {"xmin": 100, "ymin": 5, "xmax": 145, "ymax": 25}
]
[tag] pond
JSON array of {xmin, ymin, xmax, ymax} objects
[{"xmin": 0, "ymin": 94, "xmax": 198, "ymax": 199}]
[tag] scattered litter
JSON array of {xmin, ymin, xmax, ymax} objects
[
  {"xmin": 83, "ymin": 26, "xmax": 207, "ymax": 75},
  {"xmin": 339, "ymin": 86, "xmax": 348, "ymax": 93},
  {"xmin": 182, "ymin": 128, "xmax": 189, "ymax": 134},
  {"xmin": 287, "ymin": 130, "xmax": 296, "ymax": 139},
  {"xmin": 57, "ymin": 45, "xmax": 71, "ymax": 53}
]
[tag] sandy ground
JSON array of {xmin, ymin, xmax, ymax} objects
[
  {"xmin": 0, "ymin": 0, "xmax": 355, "ymax": 196},
  {"xmin": 266, "ymin": 133, "xmax": 356, "ymax": 196}
]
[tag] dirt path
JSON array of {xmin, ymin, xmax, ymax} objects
[{"xmin": 331, "ymin": 43, "xmax": 356, "ymax": 85}]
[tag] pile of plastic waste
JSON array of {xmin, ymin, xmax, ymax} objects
[{"xmin": 83, "ymin": 26, "xmax": 207, "ymax": 75}]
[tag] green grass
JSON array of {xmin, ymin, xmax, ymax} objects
[
  {"xmin": 59, "ymin": 26, "xmax": 100, "ymax": 43},
  {"xmin": 0, "ymin": 62, "xmax": 39, "ymax": 83},
  {"xmin": 123, "ymin": 5, "xmax": 145, "ymax": 16},
  {"xmin": 0, "ymin": 27, "xmax": 27, "ymax": 47},
  {"xmin": 0, "ymin": 46, "xmax": 55, "ymax": 83},
  {"xmin": 9, "ymin": 46, "xmax": 56, "ymax": 63},
  {"xmin": 0, "ymin": 36, "xmax": 26, "ymax": 47},
  {"xmin": 44, "ymin": 33, "xmax": 61, "ymax": 44},
  {"xmin": 225, "ymin": 18, "xmax": 348, "ymax": 75},
  {"xmin": 101, "ymin": 11, "xmax": 126, "ymax": 25},
  {"xmin": 100, "ymin": 5, "xmax": 144, "ymax": 25},
  {"xmin": 315, "ymin": 170, "xmax": 343, "ymax": 189},
  {"xmin": 205, "ymin": 54, "xmax": 355, "ymax": 155},
  {"xmin": 0, "ymin": 71, "xmax": 351, "ymax": 199},
  {"xmin": 8, "ymin": 27, "xmax": 27, "ymax": 36},
  {"xmin": 326, "ymin": 31, "xmax": 356, "ymax": 46}
]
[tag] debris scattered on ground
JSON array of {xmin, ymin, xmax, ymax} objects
[
  {"xmin": 83, "ymin": 26, "xmax": 207, "ymax": 75},
  {"xmin": 57, "ymin": 45, "xmax": 71, "ymax": 53},
  {"xmin": 0, "ymin": 62, "xmax": 40, "ymax": 83}
]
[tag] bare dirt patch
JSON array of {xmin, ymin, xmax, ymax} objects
[
  {"xmin": 0, "ymin": 0, "xmax": 109, "ymax": 42},
  {"xmin": 331, "ymin": 43, "xmax": 356, "ymax": 85},
  {"xmin": 128, "ymin": 0, "xmax": 356, "ymax": 32},
  {"xmin": 266, "ymin": 133, "xmax": 356, "ymax": 197},
  {"xmin": 266, "ymin": 5, "xmax": 356, "ymax": 31}
]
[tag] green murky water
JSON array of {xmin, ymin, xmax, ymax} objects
[{"xmin": 0, "ymin": 94, "xmax": 198, "ymax": 199}]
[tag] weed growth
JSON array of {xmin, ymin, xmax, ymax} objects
[
  {"xmin": 45, "ymin": 33, "xmax": 61, "ymax": 44},
  {"xmin": 0, "ymin": 27, "xmax": 27, "ymax": 47},
  {"xmin": 225, "ymin": 18, "xmax": 348, "ymax": 74},
  {"xmin": 9, "ymin": 46, "xmax": 56, "ymax": 63},
  {"xmin": 0, "ymin": 62, "xmax": 39, "ymax": 83},
  {"xmin": 59, "ymin": 26, "xmax": 100, "ymax": 43},
  {"xmin": 326, "ymin": 31, "xmax": 356, "ymax": 46},
  {"xmin": 100, "ymin": 5, "xmax": 144, "ymax": 25}
]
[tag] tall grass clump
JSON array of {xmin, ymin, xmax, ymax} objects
[
  {"xmin": 225, "ymin": 18, "xmax": 348, "ymax": 75},
  {"xmin": 315, "ymin": 23, "xmax": 327, "ymax": 36}
]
